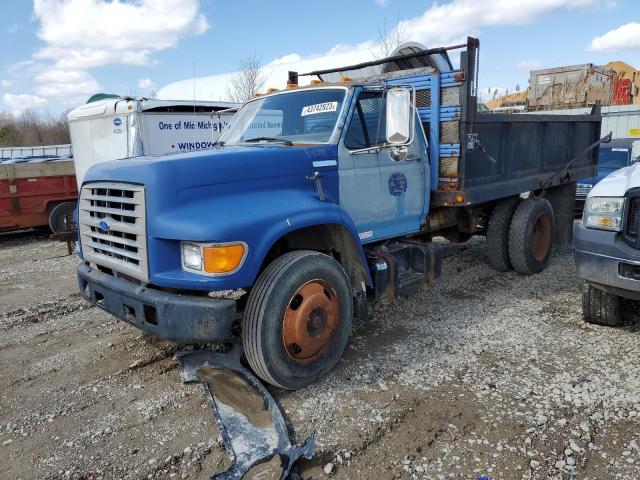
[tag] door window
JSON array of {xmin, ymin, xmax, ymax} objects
[{"xmin": 344, "ymin": 91, "xmax": 386, "ymax": 150}]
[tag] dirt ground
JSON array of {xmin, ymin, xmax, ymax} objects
[{"xmin": 1, "ymin": 230, "xmax": 639, "ymax": 480}]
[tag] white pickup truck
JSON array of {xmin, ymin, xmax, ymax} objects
[{"xmin": 574, "ymin": 161, "xmax": 640, "ymax": 325}]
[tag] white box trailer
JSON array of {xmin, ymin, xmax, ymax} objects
[{"xmin": 67, "ymin": 97, "xmax": 239, "ymax": 184}]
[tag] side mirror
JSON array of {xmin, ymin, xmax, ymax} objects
[{"xmin": 386, "ymin": 87, "xmax": 412, "ymax": 145}]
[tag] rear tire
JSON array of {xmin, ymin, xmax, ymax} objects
[
  {"xmin": 48, "ymin": 202, "xmax": 76, "ymax": 234},
  {"xmin": 582, "ymin": 282, "xmax": 623, "ymax": 326},
  {"xmin": 485, "ymin": 197, "xmax": 520, "ymax": 271},
  {"xmin": 242, "ymin": 250, "xmax": 352, "ymax": 390},
  {"xmin": 508, "ymin": 198, "xmax": 555, "ymax": 275}
]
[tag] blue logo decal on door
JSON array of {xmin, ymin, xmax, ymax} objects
[{"xmin": 388, "ymin": 173, "xmax": 407, "ymax": 196}]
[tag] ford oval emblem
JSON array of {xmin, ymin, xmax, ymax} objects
[
  {"xmin": 98, "ymin": 220, "xmax": 110, "ymax": 232},
  {"xmin": 113, "ymin": 117, "xmax": 123, "ymax": 127}
]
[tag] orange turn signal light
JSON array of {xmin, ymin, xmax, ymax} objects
[{"xmin": 203, "ymin": 244, "xmax": 246, "ymax": 273}]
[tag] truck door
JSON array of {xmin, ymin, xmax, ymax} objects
[{"xmin": 338, "ymin": 89, "xmax": 427, "ymax": 243}]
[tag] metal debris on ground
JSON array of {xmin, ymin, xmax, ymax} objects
[{"xmin": 176, "ymin": 346, "xmax": 316, "ymax": 480}]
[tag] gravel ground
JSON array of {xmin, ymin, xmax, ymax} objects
[{"xmin": 1, "ymin": 230, "xmax": 639, "ymax": 480}]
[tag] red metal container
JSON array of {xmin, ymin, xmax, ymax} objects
[
  {"xmin": 0, "ymin": 159, "xmax": 77, "ymax": 232},
  {"xmin": 613, "ymin": 78, "xmax": 632, "ymax": 105}
]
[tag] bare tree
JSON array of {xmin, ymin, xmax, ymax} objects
[
  {"xmin": 376, "ymin": 16, "xmax": 407, "ymax": 59},
  {"xmin": 226, "ymin": 53, "xmax": 267, "ymax": 103},
  {"xmin": 0, "ymin": 109, "xmax": 70, "ymax": 147}
]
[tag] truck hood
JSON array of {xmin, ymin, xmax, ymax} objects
[
  {"xmin": 589, "ymin": 163, "xmax": 640, "ymax": 198},
  {"xmin": 83, "ymin": 144, "xmax": 337, "ymax": 194}
]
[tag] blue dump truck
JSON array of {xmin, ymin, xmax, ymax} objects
[{"xmin": 76, "ymin": 38, "xmax": 603, "ymax": 389}]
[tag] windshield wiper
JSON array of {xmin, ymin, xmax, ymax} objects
[
  {"xmin": 212, "ymin": 140, "xmax": 225, "ymax": 147},
  {"xmin": 244, "ymin": 137, "xmax": 293, "ymax": 146}
]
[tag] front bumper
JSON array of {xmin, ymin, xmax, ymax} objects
[
  {"xmin": 573, "ymin": 223, "xmax": 640, "ymax": 301},
  {"xmin": 77, "ymin": 263, "xmax": 236, "ymax": 342}
]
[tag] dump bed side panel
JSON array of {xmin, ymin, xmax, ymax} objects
[{"xmin": 456, "ymin": 112, "xmax": 601, "ymax": 203}]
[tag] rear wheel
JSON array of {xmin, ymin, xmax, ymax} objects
[
  {"xmin": 48, "ymin": 202, "xmax": 76, "ymax": 234},
  {"xmin": 243, "ymin": 250, "xmax": 352, "ymax": 390},
  {"xmin": 508, "ymin": 198, "xmax": 555, "ymax": 275},
  {"xmin": 582, "ymin": 282, "xmax": 623, "ymax": 326},
  {"xmin": 485, "ymin": 196, "xmax": 520, "ymax": 271}
]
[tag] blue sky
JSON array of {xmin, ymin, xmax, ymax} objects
[{"xmin": 1, "ymin": 0, "xmax": 639, "ymax": 114}]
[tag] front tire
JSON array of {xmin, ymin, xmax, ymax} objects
[
  {"xmin": 242, "ymin": 251, "xmax": 353, "ymax": 390},
  {"xmin": 582, "ymin": 282, "xmax": 623, "ymax": 326}
]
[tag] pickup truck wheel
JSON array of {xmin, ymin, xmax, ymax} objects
[
  {"xmin": 582, "ymin": 282, "xmax": 623, "ymax": 326},
  {"xmin": 242, "ymin": 250, "xmax": 352, "ymax": 390},
  {"xmin": 508, "ymin": 198, "xmax": 555, "ymax": 275},
  {"xmin": 48, "ymin": 202, "xmax": 76, "ymax": 234},
  {"xmin": 485, "ymin": 197, "xmax": 520, "ymax": 271}
]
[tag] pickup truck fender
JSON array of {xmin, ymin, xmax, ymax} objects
[{"xmin": 150, "ymin": 188, "xmax": 372, "ymax": 291}]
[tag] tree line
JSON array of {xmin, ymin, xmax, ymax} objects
[{"xmin": 0, "ymin": 110, "xmax": 70, "ymax": 148}]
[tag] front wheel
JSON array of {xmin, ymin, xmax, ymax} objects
[
  {"xmin": 582, "ymin": 282, "xmax": 623, "ymax": 327},
  {"xmin": 242, "ymin": 251, "xmax": 353, "ymax": 390}
]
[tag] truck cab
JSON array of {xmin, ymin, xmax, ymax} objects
[{"xmin": 575, "ymin": 161, "xmax": 640, "ymax": 325}]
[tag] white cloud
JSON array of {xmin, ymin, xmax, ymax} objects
[
  {"xmin": 33, "ymin": 69, "xmax": 101, "ymax": 104},
  {"xmin": 517, "ymin": 59, "xmax": 542, "ymax": 72},
  {"xmin": 395, "ymin": 0, "xmax": 598, "ymax": 47},
  {"xmin": 1, "ymin": 79, "xmax": 14, "ymax": 88},
  {"xmin": 268, "ymin": 54, "xmax": 302, "ymax": 66},
  {"xmin": 159, "ymin": 0, "xmax": 598, "ymax": 101},
  {"xmin": 2, "ymin": 93, "xmax": 48, "ymax": 114},
  {"xmin": 7, "ymin": 0, "xmax": 208, "ymax": 107},
  {"xmin": 32, "ymin": 0, "xmax": 208, "ymax": 71},
  {"xmin": 138, "ymin": 78, "xmax": 157, "ymax": 90},
  {"xmin": 587, "ymin": 22, "xmax": 640, "ymax": 53}
]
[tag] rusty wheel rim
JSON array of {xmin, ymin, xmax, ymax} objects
[
  {"xmin": 531, "ymin": 213, "xmax": 552, "ymax": 262},
  {"xmin": 282, "ymin": 279, "xmax": 340, "ymax": 365}
]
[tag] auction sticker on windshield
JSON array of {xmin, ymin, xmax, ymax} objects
[{"xmin": 301, "ymin": 102, "xmax": 338, "ymax": 116}]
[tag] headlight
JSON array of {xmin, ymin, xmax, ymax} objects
[
  {"xmin": 181, "ymin": 242, "xmax": 247, "ymax": 275},
  {"xmin": 583, "ymin": 197, "xmax": 625, "ymax": 231},
  {"xmin": 182, "ymin": 243, "xmax": 203, "ymax": 270}
]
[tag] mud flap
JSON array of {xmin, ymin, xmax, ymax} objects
[{"xmin": 175, "ymin": 347, "xmax": 316, "ymax": 480}]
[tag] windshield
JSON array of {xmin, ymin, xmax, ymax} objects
[
  {"xmin": 599, "ymin": 148, "xmax": 630, "ymax": 170},
  {"xmin": 219, "ymin": 88, "xmax": 347, "ymax": 145}
]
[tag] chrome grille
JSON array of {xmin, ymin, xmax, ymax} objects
[
  {"xmin": 79, "ymin": 182, "xmax": 148, "ymax": 281},
  {"xmin": 625, "ymin": 196, "xmax": 639, "ymax": 248}
]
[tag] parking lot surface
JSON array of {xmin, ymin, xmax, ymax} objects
[{"xmin": 1, "ymin": 231, "xmax": 639, "ymax": 480}]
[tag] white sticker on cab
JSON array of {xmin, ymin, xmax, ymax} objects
[{"xmin": 301, "ymin": 101, "xmax": 338, "ymax": 116}]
